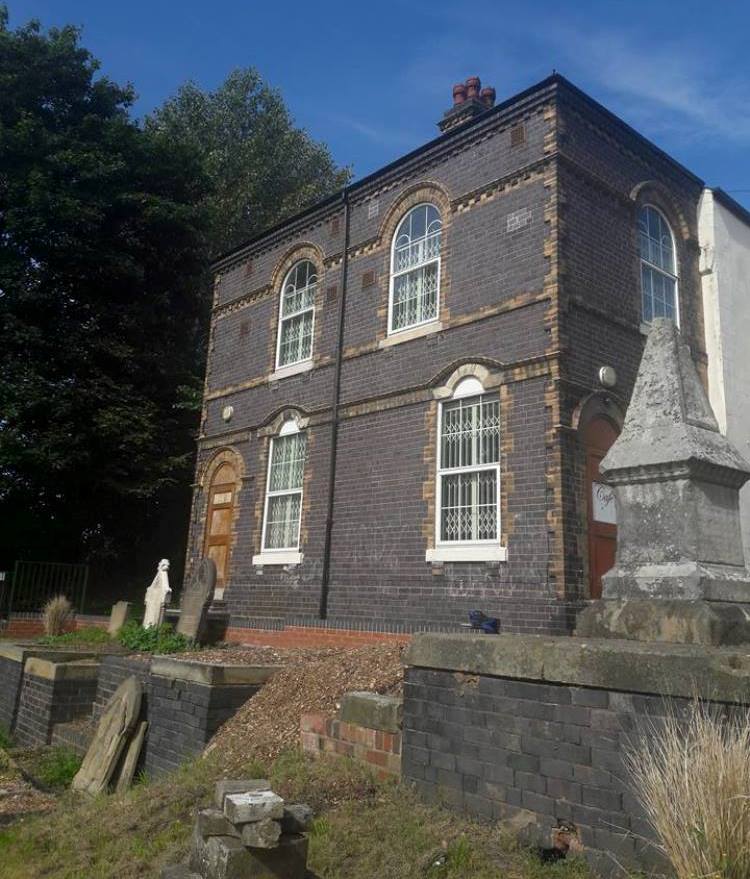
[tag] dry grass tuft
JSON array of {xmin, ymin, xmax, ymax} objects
[
  {"xmin": 624, "ymin": 700, "xmax": 750, "ymax": 879},
  {"xmin": 42, "ymin": 595, "xmax": 74, "ymax": 636}
]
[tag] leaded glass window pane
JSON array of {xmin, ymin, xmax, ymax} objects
[
  {"xmin": 390, "ymin": 204, "xmax": 442, "ymax": 332},
  {"xmin": 438, "ymin": 394, "xmax": 501, "ymax": 544},
  {"xmin": 278, "ymin": 260, "xmax": 316, "ymax": 367},
  {"xmin": 263, "ymin": 432, "xmax": 307, "ymax": 550},
  {"xmin": 638, "ymin": 206, "xmax": 677, "ymax": 323}
]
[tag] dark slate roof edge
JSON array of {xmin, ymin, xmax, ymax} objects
[
  {"xmin": 212, "ymin": 73, "xmax": 705, "ymax": 272},
  {"xmin": 712, "ymin": 187, "xmax": 750, "ymax": 228}
]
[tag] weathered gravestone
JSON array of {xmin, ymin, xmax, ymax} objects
[
  {"xmin": 115, "ymin": 719, "xmax": 148, "ymax": 793},
  {"xmin": 72, "ymin": 675, "xmax": 142, "ymax": 795},
  {"xmin": 143, "ymin": 559, "xmax": 172, "ymax": 629},
  {"xmin": 176, "ymin": 558, "xmax": 217, "ymax": 642},
  {"xmin": 577, "ymin": 318, "xmax": 750, "ymax": 645},
  {"xmin": 108, "ymin": 601, "xmax": 130, "ymax": 636}
]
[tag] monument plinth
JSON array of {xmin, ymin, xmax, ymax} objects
[{"xmin": 577, "ymin": 319, "xmax": 750, "ymax": 645}]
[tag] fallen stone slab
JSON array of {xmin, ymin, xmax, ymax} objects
[
  {"xmin": 214, "ymin": 778, "xmax": 270, "ymax": 809},
  {"xmin": 72, "ymin": 675, "xmax": 142, "ymax": 795},
  {"xmin": 240, "ymin": 817, "xmax": 281, "ymax": 849},
  {"xmin": 115, "ymin": 720, "xmax": 148, "ymax": 793},
  {"xmin": 223, "ymin": 790, "xmax": 284, "ymax": 825},
  {"xmin": 281, "ymin": 804, "xmax": 313, "ymax": 834}
]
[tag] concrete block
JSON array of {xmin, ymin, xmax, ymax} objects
[
  {"xmin": 281, "ymin": 804, "xmax": 313, "ymax": 834},
  {"xmin": 214, "ymin": 779, "xmax": 270, "ymax": 809},
  {"xmin": 223, "ymin": 791, "xmax": 284, "ymax": 824},
  {"xmin": 240, "ymin": 817, "xmax": 281, "ymax": 849},
  {"xmin": 196, "ymin": 808, "xmax": 240, "ymax": 839}
]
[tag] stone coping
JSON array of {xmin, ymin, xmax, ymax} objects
[
  {"xmin": 0, "ymin": 642, "xmax": 100, "ymax": 664},
  {"xmin": 150, "ymin": 656, "xmax": 283, "ymax": 687},
  {"xmin": 23, "ymin": 656, "xmax": 101, "ymax": 681},
  {"xmin": 405, "ymin": 633, "xmax": 750, "ymax": 703},
  {"xmin": 339, "ymin": 692, "xmax": 402, "ymax": 732}
]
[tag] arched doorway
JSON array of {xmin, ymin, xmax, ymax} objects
[
  {"xmin": 583, "ymin": 417, "xmax": 619, "ymax": 599},
  {"xmin": 203, "ymin": 461, "xmax": 238, "ymax": 589}
]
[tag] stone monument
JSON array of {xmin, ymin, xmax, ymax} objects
[
  {"xmin": 107, "ymin": 601, "xmax": 130, "ymax": 636},
  {"xmin": 577, "ymin": 318, "xmax": 750, "ymax": 645},
  {"xmin": 176, "ymin": 558, "xmax": 217, "ymax": 641},
  {"xmin": 72, "ymin": 676, "xmax": 142, "ymax": 795},
  {"xmin": 143, "ymin": 559, "xmax": 172, "ymax": 629}
]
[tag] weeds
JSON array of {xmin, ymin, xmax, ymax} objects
[
  {"xmin": 37, "ymin": 626, "xmax": 112, "ymax": 647},
  {"xmin": 32, "ymin": 748, "xmax": 82, "ymax": 790},
  {"xmin": 117, "ymin": 621, "xmax": 192, "ymax": 654},
  {"xmin": 0, "ymin": 724, "xmax": 12, "ymax": 751},
  {"xmin": 42, "ymin": 595, "xmax": 74, "ymax": 637},
  {"xmin": 624, "ymin": 699, "xmax": 750, "ymax": 879}
]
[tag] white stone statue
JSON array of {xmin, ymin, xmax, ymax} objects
[{"xmin": 143, "ymin": 559, "xmax": 171, "ymax": 628}]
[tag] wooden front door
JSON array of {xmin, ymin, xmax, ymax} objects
[
  {"xmin": 584, "ymin": 418, "xmax": 619, "ymax": 599},
  {"xmin": 203, "ymin": 463, "xmax": 237, "ymax": 587}
]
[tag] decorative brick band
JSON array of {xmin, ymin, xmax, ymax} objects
[{"xmin": 224, "ymin": 625, "xmax": 411, "ymax": 649}]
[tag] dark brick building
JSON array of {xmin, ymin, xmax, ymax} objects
[{"xmin": 185, "ymin": 74, "xmax": 706, "ymax": 637}]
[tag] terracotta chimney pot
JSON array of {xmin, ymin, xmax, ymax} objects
[
  {"xmin": 452, "ymin": 83, "xmax": 467, "ymax": 105},
  {"xmin": 465, "ymin": 76, "xmax": 481, "ymax": 99},
  {"xmin": 480, "ymin": 86, "xmax": 496, "ymax": 108}
]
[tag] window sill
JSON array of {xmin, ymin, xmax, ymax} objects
[
  {"xmin": 252, "ymin": 550, "xmax": 303, "ymax": 567},
  {"xmin": 378, "ymin": 320, "xmax": 443, "ymax": 349},
  {"xmin": 268, "ymin": 360, "xmax": 313, "ymax": 382},
  {"xmin": 425, "ymin": 545, "xmax": 508, "ymax": 563}
]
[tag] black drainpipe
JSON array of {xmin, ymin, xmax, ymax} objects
[{"xmin": 319, "ymin": 187, "xmax": 350, "ymax": 619}]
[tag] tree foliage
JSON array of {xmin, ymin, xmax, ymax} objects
[
  {"xmin": 0, "ymin": 8, "xmax": 347, "ymax": 599},
  {"xmin": 148, "ymin": 68, "xmax": 350, "ymax": 256}
]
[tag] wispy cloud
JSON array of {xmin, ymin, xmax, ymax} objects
[{"xmin": 324, "ymin": 111, "xmax": 421, "ymax": 150}]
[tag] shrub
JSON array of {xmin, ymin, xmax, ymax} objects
[
  {"xmin": 624, "ymin": 700, "xmax": 750, "ymax": 879},
  {"xmin": 42, "ymin": 595, "xmax": 74, "ymax": 636},
  {"xmin": 117, "ymin": 620, "xmax": 192, "ymax": 654},
  {"xmin": 0, "ymin": 725, "xmax": 12, "ymax": 751},
  {"xmin": 37, "ymin": 626, "xmax": 111, "ymax": 646}
]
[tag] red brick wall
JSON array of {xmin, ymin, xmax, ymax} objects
[
  {"xmin": 4, "ymin": 614, "xmax": 109, "ymax": 638},
  {"xmin": 301, "ymin": 711, "xmax": 401, "ymax": 778},
  {"xmin": 224, "ymin": 625, "xmax": 410, "ymax": 649}
]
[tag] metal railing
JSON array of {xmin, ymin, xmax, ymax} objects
[{"xmin": 6, "ymin": 560, "xmax": 89, "ymax": 616}]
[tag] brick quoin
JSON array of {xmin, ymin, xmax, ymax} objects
[{"xmin": 185, "ymin": 75, "xmax": 707, "ymax": 638}]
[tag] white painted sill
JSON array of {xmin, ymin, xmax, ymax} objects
[
  {"xmin": 378, "ymin": 320, "xmax": 443, "ymax": 349},
  {"xmin": 425, "ymin": 545, "xmax": 508, "ymax": 563},
  {"xmin": 252, "ymin": 550, "xmax": 303, "ymax": 567},
  {"xmin": 268, "ymin": 360, "xmax": 313, "ymax": 382}
]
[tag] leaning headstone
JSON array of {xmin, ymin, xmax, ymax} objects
[
  {"xmin": 108, "ymin": 601, "xmax": 130, "ymax": 636},
  {"xmin": 577, "ymin": 318, "xmax": 750, "ymax": 645},
  {"xmin": 143, "ymin": 559, "xmax": 171, "ymax": 629},
  {"xmin": 72, "ymin": 676, "xmax": 142, "ymax": 795},
  {"xmin": 176, "ymin": 558, "xmax": 216, "ymax": 641},
  {"xmin": 114, "ymin": 719, "xmax": 148, "ymax": 793}
]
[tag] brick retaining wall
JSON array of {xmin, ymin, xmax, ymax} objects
[
  {"xmin": 301, "ymin": 713, "xmax": 401, "ymax": 778},
  {"xmin": 401, "ymin": 633, "xmax": 750, "ymax": 875},
  {"xmin": 225, "ymin": 624, "xmax": 411, "ymax": 649}
]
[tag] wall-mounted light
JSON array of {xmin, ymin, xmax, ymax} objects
[
  {"xmin": 598, "ymin": 366, "xmax": 617, "ymax": 389},
  {"xmin": 222, "ymin": 405, "xmax": 234, "ymax": 423}
]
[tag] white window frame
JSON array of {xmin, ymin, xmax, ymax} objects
[
  {"xmin": 252, "ymin": 418, "xmax": 305, "ymax": 567},
  {"xmin": 426, "ymin": 377, "xmax": 507, "ymax": 563},
  {"xmin": 388, "ymin": 203, "xmax": 442, "ymax": 336},
  {"xmin": 639, "ymin": 204, "xmax": 679, "ymax": 327},
  {"xmin": 274, "ymin": 261, "xmax": 317, "ymax": 371}
]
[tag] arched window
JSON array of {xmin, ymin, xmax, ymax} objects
[
  {"xmin": 426, "ymin": 374, "xmax": 506, "ymax": 563},
  {"xmin": 389, "ymin": 203, "xmax": 442, "ymax": 334},
  {"xmin": 276, "ymin": 260, "xmax": 317, "ymax": 368},
  {"xmin": 253, "ymin": 418, "xmax": 307, "ymax": 566},
  {"xmin": 638, "ymin": 205, "xmax": 678, "ymax": 323}
]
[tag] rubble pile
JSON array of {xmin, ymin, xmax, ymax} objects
[{"xmin": 162, "ymin": 778, "xmax": 312, "ymax": 879}]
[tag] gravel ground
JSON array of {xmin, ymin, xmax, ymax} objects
[{"xmin": 202, "ymin": 643, "xmax": 405, "ymax": 771}]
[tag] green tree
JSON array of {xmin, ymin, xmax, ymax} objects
[
  {"xmin": 0, "ymin": 8, "xmax": 207, "ymax": 593},
  {"xmin": 148, "ymin": 68, "xmax": 351, "ymax": 256},
  {"xmin": 0, "ymin": 11, "xmax": 349, "ymax": 604}
]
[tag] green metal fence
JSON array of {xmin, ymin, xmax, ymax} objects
[{"xmin": 6, "ymin": 560, "xmax": 89, "ymax": 616}]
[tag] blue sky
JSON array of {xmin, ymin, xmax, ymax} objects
[{"xmin": 8, "ymin": 1, "xmax": 750, "ymax": 210}]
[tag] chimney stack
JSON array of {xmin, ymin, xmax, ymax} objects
[{"xmin": 439, "ymin": 75, "xmax": 496, "ymax": 133}]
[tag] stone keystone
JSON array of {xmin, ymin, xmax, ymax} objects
[{"xmin": 223, "ymin": 790, "xmax": 284, "ymax": 825}]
